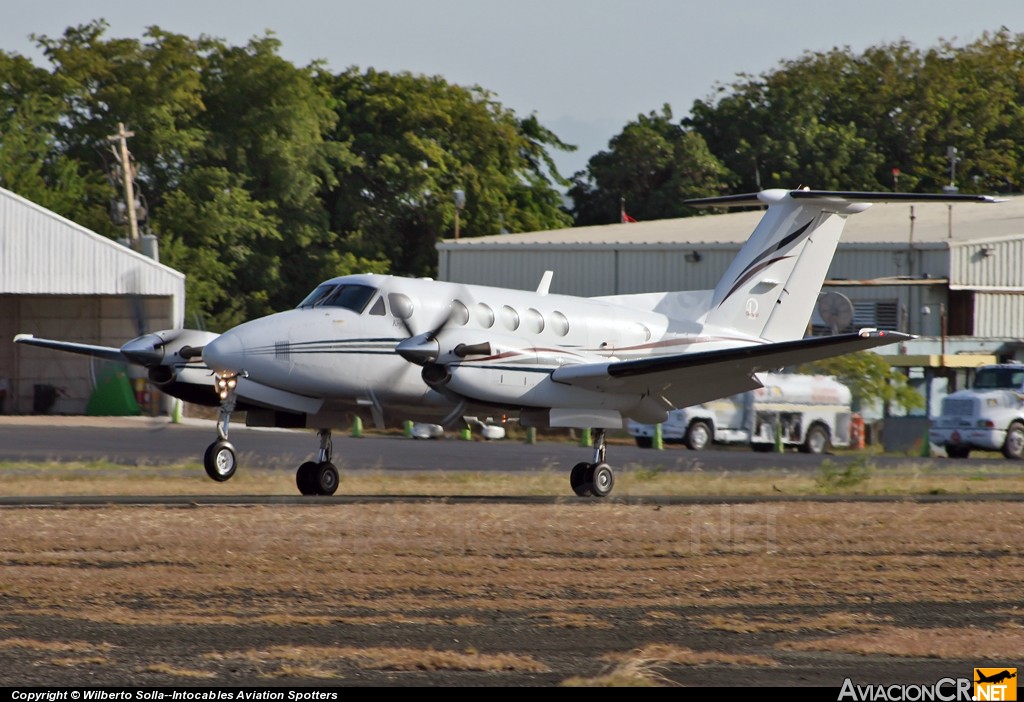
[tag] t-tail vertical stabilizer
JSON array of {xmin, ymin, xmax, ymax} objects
[{"xmin": 691, "ymin": 189, "xmax": 1001, "ymax": 343}]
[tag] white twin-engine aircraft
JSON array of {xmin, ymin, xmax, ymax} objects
[{"xmin": 16, "ymin": 189, "xmax": 999, "ymax": 497}]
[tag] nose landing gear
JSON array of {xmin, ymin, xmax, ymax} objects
[{"xmin": 203, "ymin": 373, "xmax": 239, "ymax": 482}]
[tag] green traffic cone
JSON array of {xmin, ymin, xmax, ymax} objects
[
  {"xmin": 920, "ymin": 428, "xmax": 932, "ymax": 457},
  {"xmin": 351, "ymin": 415, "xmax": 364, "ymax": 438}
]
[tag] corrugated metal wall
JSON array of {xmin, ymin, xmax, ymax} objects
[
  {"xmin": 950, "ymin": 237, "xmax": 1024, "ymax": 290},
  {"xmin": 440, "ymin": 245, "xmax": 741, "ymax": 296},
  {"xmin": 974, "ymin": 293, "xmax": 1024, "ymax": 338},
  {"xmin": 825, "ymin": 244, "xmax": 949, "ymax": 282}
]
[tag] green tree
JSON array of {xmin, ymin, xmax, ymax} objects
[
  {"xmin": 32, "ymin": 20, "xmax": 211, "ymax": 226},
  {"xmin": 687, "ymin": 50, "xmax": 885, "ymax": 192},
  {"xmin": 687, "ymin": 32, "xmax": 1024, "ymax": 194},
  {"xmin": 0, "ymin": 51, "xmax": 104, "ymax": 226},
  {"xmin": 799, "ymin": 352, "xmax": 924, "ymax": 414},
  {"xmin": 193, "ymin": 34, "xmax": 357, "ymax": 317},
  {"xmin": 569, "ymin": 105, "xmax": 734, "ymax": 225},
  {"xmin": 319, "ymin": 68, "xmax": 573, "ymax": 276}
]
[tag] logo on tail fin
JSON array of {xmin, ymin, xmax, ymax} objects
[{"xmin": 719, "ymin": 220, "xmax": 812, "ymax": 306}]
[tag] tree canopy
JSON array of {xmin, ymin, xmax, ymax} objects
[
  {"xmin": 571, "ymin": 30, "xmax": 1024, "ymax": 223},
  {"xmin": 0, "ymin": 20, "xmax": 573, "ymax": 330}
]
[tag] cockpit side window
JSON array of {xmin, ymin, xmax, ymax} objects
[{"xmin": 368, "ymin": 296, "xmax": 387, "ymax": 316}]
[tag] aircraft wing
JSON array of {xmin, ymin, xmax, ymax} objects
[
  {"xmin": 550, "ymin": 330, "xmax": 910, "ymax": 409},
  {"xmin": 13, "ymin": 334, "xmax": 129, "ymax": 363}
]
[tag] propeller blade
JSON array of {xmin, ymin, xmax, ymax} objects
[
  {"xmin": 394, "ymin": 285, "xmax": 475, "ymax": 366},
  {"xmin": 395, "ymin": 332, "xmax": 440, "ymax": 365}
]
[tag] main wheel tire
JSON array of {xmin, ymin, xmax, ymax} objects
[
  {"xmin": 315, "ymin": 462, "xmax": 340, "ymax": 496},
  {"xmin": 800, "ymin": 424, "xmax": 830, "ymax": 454},
  {"xmin": 588, "ymin": 462, "xmax": 615, "ymax": 497},
  {"xmin": 684, "ymin": 420, "xmax": 712, "ymax": 451},
  {"xmin": 945, "ymin": 444, "xmax": 971, "ymax": 459},
  {"xmin": 634, "ymin": 436, "xmax": 653, "ymax": 449},
  {"xmin": 570, "ymin": 461, "xmax": 593, "ymax": 497},
  {"xmin": 296, "ymin": 461, "xmax": 320, "ymax": 495},
  {"xmin": 1002, "ymin": 422, "xmax": 1024, "ymax": 460},
  {"xmin": 203, "ymin": 440, "xmax": 237, "ymax": 482}
]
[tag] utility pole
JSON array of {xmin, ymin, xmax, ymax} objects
[
  {"xmin": 943, "ymin": 146, "xmax": 959, "ymax": 239},
  {"xmin": 107, "ymin": 122, "xmax": 140, "ymax": 252}
]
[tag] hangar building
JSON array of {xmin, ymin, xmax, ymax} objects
[{"xmin": 0, "ymin": 187, "xmax": 185, "ymax": 414}]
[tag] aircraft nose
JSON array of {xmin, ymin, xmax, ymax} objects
[{"xmin": 202, "ymin": 331, "xmax": 244, "ymax": 373}]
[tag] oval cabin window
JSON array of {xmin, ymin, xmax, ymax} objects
[
  {"xmin": 475, "ymin": 303, "xmax": 495, "ymax": 328},
  {"xmin": 501, "ymin": 305, "xmax": 520, "ymax": 331},
  {"xmin": 550, "ymin": 311, "xmax": 569, "ymax": 336},
  {"xmin": 524, "ymin": 308, "xmax": 544, "ymax": 333}
]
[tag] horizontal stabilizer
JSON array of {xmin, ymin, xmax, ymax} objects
[{"xmin": 686, "ymin": 189, "xmax": 1003, "ymax": 208}]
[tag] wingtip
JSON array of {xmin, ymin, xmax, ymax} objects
[
  {"xmin": 13, "ymin": 333, "xmax": 33, "ymax": 342},
  {"xmin": 857, "ymin": 328, "xmax": 914, "ymax": 341}
]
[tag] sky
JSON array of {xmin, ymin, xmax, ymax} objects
[{"xmin": 4, "ymin": 1, "xmax": 1024, "ymax": 178}]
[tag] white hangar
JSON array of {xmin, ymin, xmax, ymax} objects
[
  {"xmin": 0, "ymin": 187, "xmax": 185, "ymax": 414},
  {"xmin": 438, "ymin": 196, "xmax": 1024, "ymax": 352}
]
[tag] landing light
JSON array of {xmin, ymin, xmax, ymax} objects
[{"xmin": 215, "ymin": 373, "xmax": 240, "ymax": 400}]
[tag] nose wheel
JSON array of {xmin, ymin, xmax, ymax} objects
[
  {"xmin": 204, "ymin": 439, "xmax": 237, "ymax": 482},
  {"xmin": 569, "ymin": 430, "xmax": 616, "ymax": 497}
]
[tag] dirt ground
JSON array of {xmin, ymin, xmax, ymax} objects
[{"xmin": 1, "ymin": 500, "xmax": 1022, "ymax": 687}]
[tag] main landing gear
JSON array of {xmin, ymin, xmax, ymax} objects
[
  {"xmin": 569, "ymin": 429, "xmax": 616, "ymax": 498},
  {"xmin": 295, "ymin": 429, "xmax": 339, "ymax": 496},
  {"xmin": 202, "ymin": 373, "xmax": 339, "ymax": 496}
]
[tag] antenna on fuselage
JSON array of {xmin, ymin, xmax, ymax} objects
[{"xmin": 536, "ymin": 270, "xmax": 553, "ymax": 296}]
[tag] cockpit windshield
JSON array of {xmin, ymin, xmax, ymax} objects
[
  {"xmin": 297, "ymin": 284, "xmax": 336, "ymax": 309},
  {"xmin": 296, "ymin": 283, "xmax": 378, "ymax": 313},
  {"xmin": 973, "ymin": 367, "xmax": 1024, "ymax": 390}
]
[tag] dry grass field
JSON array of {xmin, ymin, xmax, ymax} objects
[{"xmin": 1, "ymin": 462, "xmax": 1022, "ymax": 687}]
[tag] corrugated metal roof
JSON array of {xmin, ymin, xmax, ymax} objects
[
  {"xmin": 0, "ymin": 186, "xmax": 185, "ymax": 326},
  {"xmin": 438, "ymin": 195, "xmax": 1024, "ymax": 249}
]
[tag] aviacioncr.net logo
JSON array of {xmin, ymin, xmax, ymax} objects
[
  {"xmin": 974, "ymin": 668, "xmax": 1017, "ymax": 701},
  {"xmin": 838, "ymin": 677, "xmax": 972, "ymax": 701}
]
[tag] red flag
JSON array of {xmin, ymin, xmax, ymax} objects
[{"xmin": 620, "ymin": 197, "xmax": 637, "ymax": 223}]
